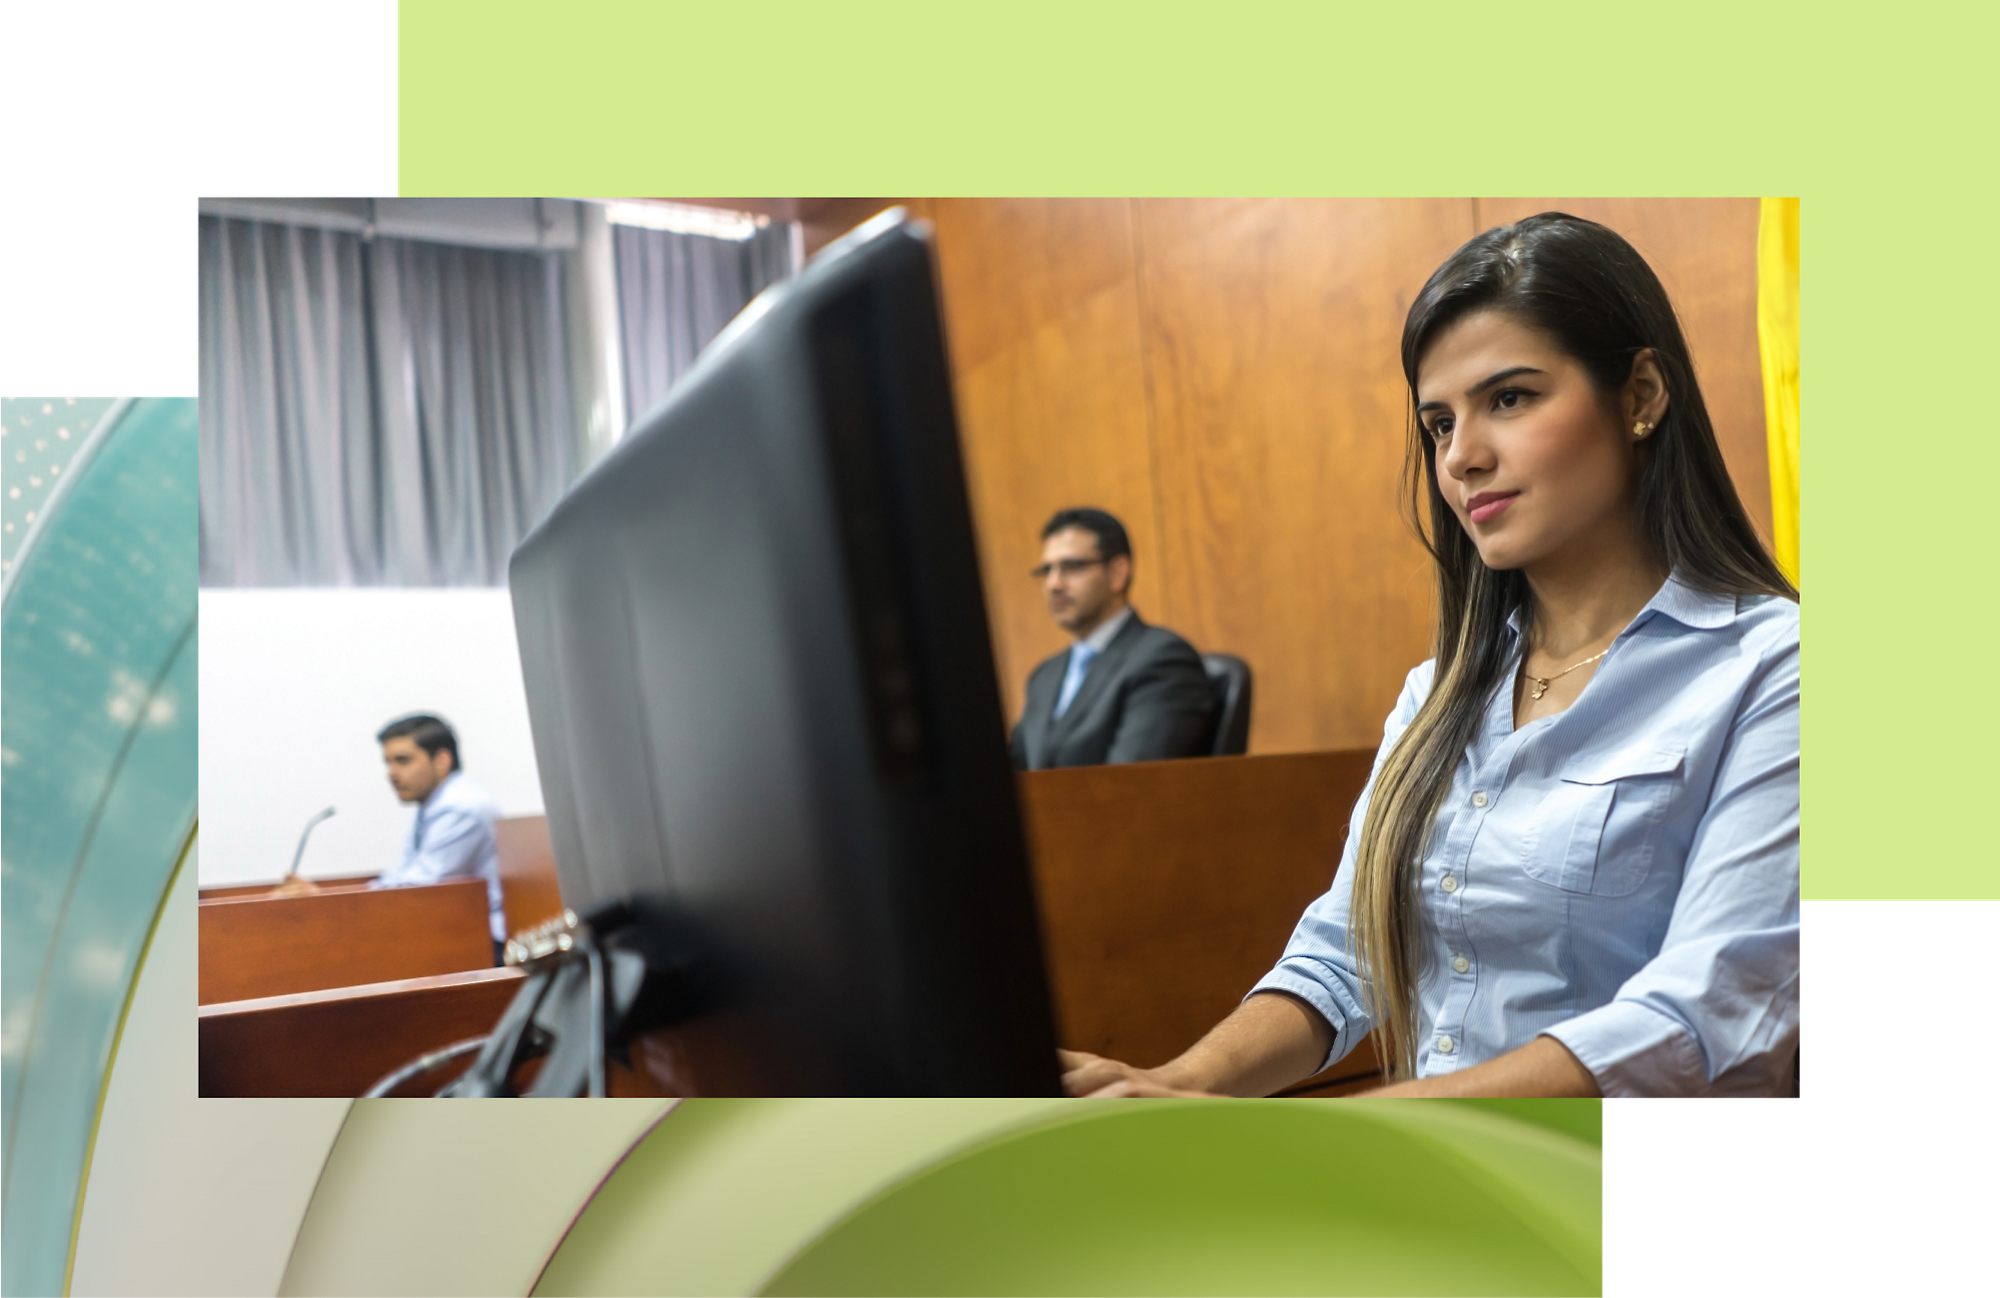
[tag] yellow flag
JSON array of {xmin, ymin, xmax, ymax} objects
[{"xmin": 1758, "ymin": 197, "xmax": 1800, "ymax": 588}]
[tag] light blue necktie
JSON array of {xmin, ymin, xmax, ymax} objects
[{"xmin": 1053, "ymin": 641, "xmax": 1099, "ymax": 719}]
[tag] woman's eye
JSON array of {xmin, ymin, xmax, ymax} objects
[
  {"xmin": 1427, "ymin": 418, "xmax": 1453, "ymax": 442},
  {"xmin": 1493, "ymin": 388, "xmax": 1530, "ymax": 411}
]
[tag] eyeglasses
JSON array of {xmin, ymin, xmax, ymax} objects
[{"xmin": 1029, "ymin": 558, "xmax": 1106, "ymax": 580}]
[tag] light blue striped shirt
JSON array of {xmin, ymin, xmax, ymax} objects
[
  {"xmin": 1253, "ymin": 573, "xmax": 1800, "ymax": 1096},
  {"xmin": 371, "ymin": 771, "xmax": 507, "ymax": 942}
]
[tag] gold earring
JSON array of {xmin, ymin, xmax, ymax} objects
[{"xmin": 1633, "ymin": 420, "xmax": 1651, "ymax": 438}]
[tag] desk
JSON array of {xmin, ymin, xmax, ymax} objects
[
  {"xmin": 198, "ymin": 874, "xmax": 376, "ymax": 902},
  {"xmin": 198, "ymin": 878, "xmax": 493, "ymax": 1004},
  {"xmin": 496, "ymin": 815, "xmax": 565, "ymax": 935},
  {"xmin": 199, "ymin": 751, "xmax": 1381, "ymax": 1095},
  {"xmin": 1020, "ymin": 750, "xmax": 1381, "ymax": 1094},
  {"xmin": 200, "ymin": 967, "xmax": 523, "ymax": 1097}
]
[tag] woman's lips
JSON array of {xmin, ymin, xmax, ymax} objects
[{"xmin": 1467, "ymin": 491, "xmax": 1519, "ymax": 524}]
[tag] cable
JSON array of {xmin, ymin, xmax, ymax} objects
[
  {"xmin": 586, "ymin": 940, "xmax": 606, "ymax": 1099},
  {"xmin": 362, "ymin": 1036, "xmax": 488, "ymax": 1098}
]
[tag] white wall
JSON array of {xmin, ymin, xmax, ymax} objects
[{"xmin": 199, "ymin": 589, "xmax": 545, "ymax": 886}]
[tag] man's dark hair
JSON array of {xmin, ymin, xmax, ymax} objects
[
  {"xmin": 377, "ymin": 714, "xmax": 462, "ymax": 771},
  {"xmin": 1040, "ymin": 507, "xmax": 1131, "ymax": 562}
]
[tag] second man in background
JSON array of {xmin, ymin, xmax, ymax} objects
[{"xmin": 1010, "ymin": 508, "xmax": 1217, "ymax": 770}]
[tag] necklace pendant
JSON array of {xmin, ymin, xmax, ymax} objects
[{"xmin": 1529, "ymin": 678, "xmax": 1548, "ymax": 700}]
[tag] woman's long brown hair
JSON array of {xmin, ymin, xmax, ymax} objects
[{"xmin": 1350, "ymin": 213, "xmax": 1798, "ymax": 1077}]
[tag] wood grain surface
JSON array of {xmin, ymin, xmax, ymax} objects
[
  {"xmin": 198, "ymin": 875, "xmax": 376, "ymax": 902},
  {"xmin": 199, "ymin": 967, "xmax": 526, "ymax": 1097},
  {"xmin": 197, "ymin": 968, "xmax": 663, "ymax": 1097},
  {"xmin": 1135, "ymin": 198, "xmax": 1470, "ymax": 754},
  {"xmin": 862, "ymin": 197, "xmax": 1773, "ymax": 755},
  {"xmin": 197, "ymin": 877, "xmax": 493, "ymax": 1004},
  {"xmin": 1019, "ymin": 749, "xmax": 1380, "ymax": 1088},
  {"xmin": 496, "ymin": 815, "xmax": 566, "ymax": 937}
]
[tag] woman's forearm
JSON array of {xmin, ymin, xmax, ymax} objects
[
  {"xmin": 1364, "ymin": 1033, "xmax": 1600, "ymax": 1098},
  {"xmin": 1154, "ymin": 992, "xmax": 1336, "ymax": 1097}
]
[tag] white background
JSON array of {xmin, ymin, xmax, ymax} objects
[
  {"xmin": 3, "ymin": 3, "xmax": 1989, "ymax": 1295},
  {"xmin": 197, "ymin": 589, "xmax": 545, "ymax": 885}
]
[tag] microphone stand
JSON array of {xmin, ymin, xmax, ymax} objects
[{"xmin": 274, "ymin": 806, "xmax": 336, "ymax": 897}]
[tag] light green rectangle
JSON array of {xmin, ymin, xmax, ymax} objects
[{"xmin": 397, "ymin": 4, "xmax": 1998, "ymax": 889}]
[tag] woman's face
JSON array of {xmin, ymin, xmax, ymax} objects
[{"xmin": 1415, "ymin": 310, "xmax": 1659, "ymax": 575}]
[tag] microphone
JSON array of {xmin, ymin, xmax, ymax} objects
[{"xmin": 275, "ymin": 806, "xmax": 336, "ymax": 896}]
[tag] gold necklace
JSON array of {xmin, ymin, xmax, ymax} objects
[{"xmin": 1523, "ymin": 647, "xmax": 1611, "ymax": 701}]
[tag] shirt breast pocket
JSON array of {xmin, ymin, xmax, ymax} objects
[{"xmin": 1523, "ymin": 745, "xmax": 1684, "ymax": 897}]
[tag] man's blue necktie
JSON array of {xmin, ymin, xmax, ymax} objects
[{"xmin": 1053, "ymin": 641, "xmax": 1099, "ymax": 719}]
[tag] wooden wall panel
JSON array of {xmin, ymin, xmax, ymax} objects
[
  {"xmin": 929, "ymin": 198, "xmax": 1142, "ymax": 372},
  {"xmin": 809, "ymin": 197, "xmax": 1771, "ymax": 757},
  {"xmin": 930, "ymin": 199, "xmax": 1166, "ymax": 726},
  {"xmin": 1473, "ymin": 198, "xmax": 1771, "ymax": 545},
  {"xmin": 1136, "ymin": 198, "xmax": 1476, "ymax": 752}
]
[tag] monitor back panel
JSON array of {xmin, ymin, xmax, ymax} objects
[{"xmin": 509, "ymin": 220, "xmax": 1059, "ymax": 1096}]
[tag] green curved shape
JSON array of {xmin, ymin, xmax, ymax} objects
[
  {"xmin": 763, "ymin": 1102, "xmax": 1599, "ymax": 1297},
  {"xmin": 0, "ymin": 397, "xmax": 198, "ymax": 1298},
  {"xmin": 535, "ymin": 1098, "xmax": 1597, "ymax": 1298}
]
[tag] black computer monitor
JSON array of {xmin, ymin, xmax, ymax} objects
[{"xmin": 507, "ymin": 212, "xmax": 1060, "ymax": 1096}]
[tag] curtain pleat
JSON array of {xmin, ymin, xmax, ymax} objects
[
  {"xmin": 201, "ymin": 211, "xmax": 793, "ymax": 587},
  {"xmin": 615, "ymin": 221, "xmax": 796, "ymax": 429},
  {"xmin": 199, "ymin": 215, "xmax": 577, "ymax": 586}
]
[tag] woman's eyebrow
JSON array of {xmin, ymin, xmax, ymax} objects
[
  {"xmin": 1416, "ymin": 365, "xmax": 1546, "ymax": 414},
  {"xmin": 1464, "ymin": 365, "xmax": 1545, "ymax": 399}
]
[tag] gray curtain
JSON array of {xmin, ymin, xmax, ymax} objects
[
  {"xmin": 199, "ymin": 215, "xmax": 577, "ymax": 586},
  {"xmin": 615, "ymin": 222, "xmax": 795, "ymax": 428}
]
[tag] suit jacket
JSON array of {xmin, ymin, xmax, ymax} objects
[{"xmin": 1009, "ymin": 611, "xmax": 1217, "ymax": 770}]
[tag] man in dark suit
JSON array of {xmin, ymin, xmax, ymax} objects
[{"xmin": 1009, "ymin": 508, "xmax": 1216, "ymax": 770}]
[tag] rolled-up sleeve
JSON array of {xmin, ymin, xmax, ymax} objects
[
  {"xmin": 1248, "ymin": 662, "xmax": 1432, "ymax": 1073},
  {"xmin": 1543, "ymin": 635, "xmax": 1800, "ymax": 1096}
]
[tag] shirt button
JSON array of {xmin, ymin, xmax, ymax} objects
[
  {"xmin": 1436, "ymin": 1036, "xmax": 1455, "ymax": 1054},
  {"xmin": 1470, "ymin": 791, "xmax": 1488, "ymax": 808},
  {"xmin": 1440, "ymin": 874, "xmax": 1459, "ymax": 894},
  {"xmin": 1452, "ymin": 955, "xmax": 1470, "ymax": 974}
]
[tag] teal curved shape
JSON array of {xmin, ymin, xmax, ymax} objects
[{"xmin": 1, "ymin": 398, "xmax": 198, "ymax": 1297}]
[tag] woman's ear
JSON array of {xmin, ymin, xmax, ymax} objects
[{"xmin": 1625, "ymin": 348, "xmax": 1670, "ymax": 439}]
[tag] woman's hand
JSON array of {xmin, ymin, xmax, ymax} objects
[
  {"xmin": 1058, "ymin": 994, "xmax": 1333, "ymax": 1099},
  {"xmin": 1058, "ymin": 1049, "xmax": 1221, "ymax": 1098}
]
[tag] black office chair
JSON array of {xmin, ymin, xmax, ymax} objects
[{"xmin": 1201, "ymin": 654, "xmax": 1254, "ymax": 757}]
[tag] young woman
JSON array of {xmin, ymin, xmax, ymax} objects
[{"xmin": 1063, "ymin": 212, "xmax": 1800, "ymax": 1099}]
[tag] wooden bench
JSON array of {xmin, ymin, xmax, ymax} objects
[
  {"xmin": 199, "ymin": 752, "xmax": 1381, "ymax": 1095},
  {"xmin": 200, "ymin": 967, "xmax": 524, "ymax": 1097},
  {"xmin": 198, "ymin": 966, "xmax": 668, "ymax": 1098},
  {"xmin": 201, "ymin": 818, "xmax": 565, "ymax": 925},
  {"xmin": 199, "ymin": 874, "xmax": 377, "ymax": 902},
  {"xmin": 197, "ymin": 877, "xmax": 494, "ymax": 1004}
]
